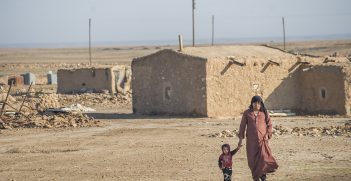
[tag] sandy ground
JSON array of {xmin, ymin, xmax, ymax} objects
[
  {"xmin": 0, "ymin": 112, "xmax": 350, "ymax": 181},
  {"xmin": 267, "ymin": 40, "xmax": 351, "ymax": 57}
]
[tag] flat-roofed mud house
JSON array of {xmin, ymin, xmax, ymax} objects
[
  {"xmin": 132, "ymin": 46, "xmax": 351, "ymax": 117},
  {"xmin": 57, "ymin": 66, "xmax": 131, "ymax": 94}
]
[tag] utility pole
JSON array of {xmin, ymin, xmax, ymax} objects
[
  {"xmin": 282, "ymin": 17, "xmax": 286, "ymax": 51},
  {"xmin": 192, "ymin": 0, "xmax": 195, "ymax": 47},
  {"xmin": 212, "ymin": 15, "xmax": 214, "ymax": 46},
  {"xmin": 89, "ymin": 18, "xmax": 92, "ymax": 65},
  {"xmin": 178, "ymin": 35, "xmax": 183, "ymax": 51}
]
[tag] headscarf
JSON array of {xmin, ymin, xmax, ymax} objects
[{"xmin": 249, "ymin": 95, "xmax": 269, "ymax": 127}]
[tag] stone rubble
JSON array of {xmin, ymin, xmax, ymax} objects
[
  {"xmin": 0, "ymin": 112, "xmax": 102, "ymax": 129},
  {"xmin": 204, "ymin": 129, "xmax": 239, "ymax": 138},
  {"xmin": 58, "ymin": 92, "xmax": 132, "ymax": 108},
  {"xmin": 273, "ymin": 123, "xmax": 351, "ymax": 137},
  {"xmin": 203, "ymin": 122, "xmax": 351, "ymax": 138},
  {"xmin": 0, "ymin": 92, "xmax": 108, "ymax": 129}
]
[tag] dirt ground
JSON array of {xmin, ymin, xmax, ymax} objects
[
  {"xmin": 0, "ymin": 111, "xmax": 350, "ymax": 181},
  {"xmin": 0, "ymin": 40, "xmax": 351, "ymax": 180},
  {"xmin": 267, "ymin": 40, "xmax": 351, "ymax": 57}
]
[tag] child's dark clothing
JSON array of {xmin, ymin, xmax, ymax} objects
[
  {"xmin": 218, "ymin": 144, "xmax": 239, "ymax": 181},
  {"xmin": 222, "ymin": 168, "xmax": 233, "ymax": 181}
]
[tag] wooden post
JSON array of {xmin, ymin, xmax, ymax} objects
[
  {"xmin": 89, "ymin": 18, "xmax": 92, "ymax": 65},
  {"xmin": 192, "ymin": 0, "xmax": 195, "ymax": 47},
  {"xmin": 212, "ymin": 15, "xmax": 214, "ymax": 46},
  {"xmin": 18, "ymin": 82, "xmax": 33, "ymax": 113},
  {"xmin": 178, "ymin": 35, "xmax": 183, "ymax": 51},
  {"xmin": 0, "ymin": 83, "xmax": 12, "ymax": 116},
  {"xmin": 282, "ymin": 17, "xmax": 286, "ymax": 51},
  {"xmin": 5, "ymin": 103, "xmax": 33, "ymax": 122}
]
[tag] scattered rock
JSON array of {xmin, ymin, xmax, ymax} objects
[
  {"xmin": 205, "ymin": 129, "xmax": 239, "ymax": 138},
  {"xmin": 273, "ymin": 124, "xmax": 350, "ymax": 137}
]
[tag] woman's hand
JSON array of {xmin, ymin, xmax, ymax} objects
[{"xmin": 238, "ymin": 139, "xmax": 243, "ymax": 147}]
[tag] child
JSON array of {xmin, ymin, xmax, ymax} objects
[{"xmin": 218, "ymin": 144, "xmax": 241, "ymax": 181}]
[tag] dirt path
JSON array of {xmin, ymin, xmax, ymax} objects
[{"xmin": 0, "ymin": 115, "xmax": 350, "ymax": 181}]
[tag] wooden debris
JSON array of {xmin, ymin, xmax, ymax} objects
[{"xmin": 268, "ymin": 60, "xmax": 280, "ymax": 66}]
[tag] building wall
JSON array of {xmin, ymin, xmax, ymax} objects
[
  {"xmin": 57, "ymin": 68, "xmax": 115, "ymax": 94},
  {"xmin": 132, "ymin": 49, "xmax": 207, "ymax": 115},
  {"xmin": 345, "ymin": 66, "xmax": 351, "ymax": 116},
  {"xmin": 114, "ymin": 66, "xmax": 132, "ymax": 94},
  {"xmin": 205, "ymin": 57, "xmax": 302, "ymax": 117},
  {"xmin": 300, "ymin": 65, "xmax": 347, "ymax": 115},
  {"xmin": 0, "ymin": 75, "xmax": 8, "ymax": 85}
]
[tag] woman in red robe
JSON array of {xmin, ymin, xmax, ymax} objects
[{"xmin": 238, "ymin": 96, "xmax": 278, "ymax": 181}]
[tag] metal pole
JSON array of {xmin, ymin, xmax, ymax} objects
[
  {"xmin": 192, "ymin": 0, "xmax": 195, "ymax": 47},
  {"xmin": 212, "ymin": 15, "xmax": 214, "ymax": 46},
  {"xmin": 282, "ymin": 17, "xmax": 286, "ymax": 51},
  {"xmin": 89, "ymin": 18, "xmax": 92, "ymax": 65}
]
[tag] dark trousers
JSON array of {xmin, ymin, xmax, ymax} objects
[{"xmin": 222, "ymin": 168, "xmax": 232, "ymax": 181}]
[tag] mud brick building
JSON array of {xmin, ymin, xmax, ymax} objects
[
  {"xmin": 57, "ymin": 66, "xmax": 132, "ymax": 94},
  {"xmin": 132, "ymin": 46, "xmax": 351, "ymax": 117}
]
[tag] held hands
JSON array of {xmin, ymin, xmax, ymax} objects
[{"xmin": 237, "ymin": 139, "xmax": 243, "ymax": 148}]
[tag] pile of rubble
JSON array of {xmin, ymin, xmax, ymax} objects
[
  {"xmin": 0, "ymin": 91, "xmax": 103, "ymax": 129},
  {"xmin": 0, "ymin": 112, "xmax": 102, "ymax": 129},
  {"xmin": 273, "ymin": 123, "xmax": 351, "ymax": 137},
  {"xmin": 58, "ymin": 92, "xmax": 132, "ymax": 108},
  {"xmin": 204, "ymin": 129, "xmax": 239, "ymax": 138},
  {"xmin": 35, "ymin": 94, "xmax": 61, "ymax": 112},
  {"xmin": 203, "ymin": 123, "xmax": 351, "ymax": 138}
]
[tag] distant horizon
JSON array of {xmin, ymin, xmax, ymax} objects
[{"xmin": 1, "ymin": 33, "xmax": 351, "ymax": 49}]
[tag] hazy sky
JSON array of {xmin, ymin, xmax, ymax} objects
[{"xmin": 1, "ymin": 0, "xmax": 351, "ymax": 46}]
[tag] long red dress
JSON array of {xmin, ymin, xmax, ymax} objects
[{"xmin": 239, "ymin": 109, "xmax": 278, "ymax": 180}]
